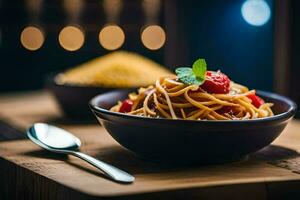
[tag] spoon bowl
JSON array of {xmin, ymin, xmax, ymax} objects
[
  {"xmin": 28, "ymin": 123, "xmax": 81, "ymax": 150},
  {"xmin": 27, "ymin": 123, "xmax": 135, "ymax": 183}
]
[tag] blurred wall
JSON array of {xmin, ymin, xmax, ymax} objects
[
  {"xmin": 0, "ymin": 0, "xmax": 273, "ymax": 92},
  {"xmin": 0, "ymin": 0, "xmax": 164, "ymax": 92},
  {"xmin": 168, "ymin": 0, "xmax": 273, "ymax": 91}
]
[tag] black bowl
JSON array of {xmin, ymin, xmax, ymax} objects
[
  {"xmin": 89, "ymin": 90, "xmax": 297, "ymax": 164},
  {"xmin": 46, "ymin": 74, "xmax": 127, "ymax": 120}
]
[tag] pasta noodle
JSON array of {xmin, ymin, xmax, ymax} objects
[
  {"xmin": 55, "ymin": 51, "xmax": 172, "ymax": 88},
  {"xmin": 110, "ymin": 76, "xmax": 274, "ymax": 120}
]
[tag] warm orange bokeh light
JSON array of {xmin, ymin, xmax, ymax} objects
[
  {"xmin": 141, "ymin": 25, "xmax": 166, "ymax": 50},
  {"xmin": 59, "ymin": 26, "xmax": 84, "ymax": 51},
  {"xmin": 99, "ymin": 25, "xmax": 125, "ymax": 50},
  {"xmin": 20, "ymin": 26, "xmax": 45, "ymax": 51}
]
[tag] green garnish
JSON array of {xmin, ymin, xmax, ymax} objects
[{"xmin": 175, "ymin": 58, "xmax": 207, "ymax": 85}]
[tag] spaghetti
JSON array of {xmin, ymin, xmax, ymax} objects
[{"xmin": 110, "ymin": 75, "xmax": 274, "ymax": 120}]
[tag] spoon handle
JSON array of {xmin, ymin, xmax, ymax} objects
[{"xmin": 70, "ymin": 151, "xmax": 135, "ymax": 183}]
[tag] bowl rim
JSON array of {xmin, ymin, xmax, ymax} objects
[{"xmin": 89, "ymin": 90, "xmax": 297, "ymax": 123}]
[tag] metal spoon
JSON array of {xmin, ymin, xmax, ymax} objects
[{"xmin": 27, "ymin": 123, "xmax": 134, "ymax": 183}]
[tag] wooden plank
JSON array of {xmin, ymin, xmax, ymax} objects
[
  {"xmin": 0, "ymin": 90, "xmax": 62, "ymax": 131},
  {"xmin": 0, "ymin": 123, "xmax": 300, "ymax": 198}
]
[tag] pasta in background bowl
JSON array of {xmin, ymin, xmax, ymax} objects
[{"xmin": 47, "ymin": 51, "xmax": 172, "ymax": 119}]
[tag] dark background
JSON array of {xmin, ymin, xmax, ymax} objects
[
  {"xmin": 0, "ymin": 0, "xmax": 275, "ymax": 92},
  {"xmin": 2, "ymin": 0, "xmax": 300, "ymax": 112},
  {"xmin": 178, "ymin": 0, "xmax": 273, "ymax": 90}
]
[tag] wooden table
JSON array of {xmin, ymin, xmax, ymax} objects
[{"xmin": 0, "ymin": 91, "xmax": 300, "ymax": 200}]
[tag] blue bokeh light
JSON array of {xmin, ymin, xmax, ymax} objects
[{"xmin": 241, "ymin": 0, "xmax": 271, "ymax": 26}]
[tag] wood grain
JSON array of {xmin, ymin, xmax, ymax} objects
[
  {"xmin": 0, "ymin": 91, "xmax": 300, "ymax": 199},
  {"xmin": 1, "ymin": 130, "xmax": 300, "ymax": 199}
]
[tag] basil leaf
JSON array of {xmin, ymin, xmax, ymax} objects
[
  {"xmin": 175, "ymin": 67, "xmax": 205, "ymax": 85},
  {"xmin": 192, "ymin": 59, "xmax": 207, "ymax": 80},
  {"xmin": 175, "ymin": 58, "xmax": 207, "ymax": 85}
]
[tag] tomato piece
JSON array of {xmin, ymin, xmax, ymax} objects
[
  {"xmin": 246, "ymin": 93, "xmax": 265, "ymax": 108},
  {"xmin": 119, "ymin": 99, "xmax": 133, "ymax": 113},
  {"xmin": 200, "ymin": 71, "xmax": 231, "ymax": 94}
]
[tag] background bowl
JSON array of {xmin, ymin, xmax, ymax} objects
[
  {"xmin": 46, "ymin": 74, "xmax": 120, "ymax": 120},
  {"xmin": 89, "ymin": 90, "xmax": 297, "ymax": 165}
]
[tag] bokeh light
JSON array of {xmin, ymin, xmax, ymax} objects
[
  {"xmin": 59, "ymin": 26, "xmax": 85, "ymax": 51},
  {"xmin": 20, "ymin": 26, "xmax": 45, "ymax": 51},
  {"xmin": 141, "ymin": 25, "xmax": 166, "ymax": 50},
  {"xmin": 99, "ymin": 25, "xmax": 125, "ymax": 50},
  {"xmin": 241, "ymin": 0, "xmax": 271, "ymax": 26}
]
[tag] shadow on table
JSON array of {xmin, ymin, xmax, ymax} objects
[
  {"xmin": 23, "ymin": 145, "xmax": 182, "ymax": 175},
  {"xmin": 23, "ymin": 149, "xmax": 68, "ymax": 160},
  {"xmin": 254, "ymin": 145, "xmax": 300, "ymax": 161},
  {"xmin": 22, "ymin": 149, "xmax": 113, "ymax": 182},
  {"xmin": 90, "ymin": 145, "xmax": 300, "ymax": 175},
  {"xmin": 24, "ymin": 144, "xmax": 300, "ymax": 178},
  {"xmin": 253, "ymin": 145, "xmax": 300, "ymax": 174}
]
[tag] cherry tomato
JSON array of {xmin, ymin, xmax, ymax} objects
[
  {"xmin": 119, "ymin": 99, "xmax": 133, "ymax": 113},
  {"xmin": 201, "ymin": 71, "xmax": 231, "ymax": 94},
  {"xmin": 246, "ymin": 93, "xmax": 265, "ymax": 108}
]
